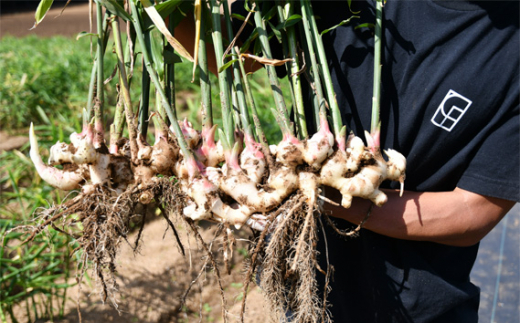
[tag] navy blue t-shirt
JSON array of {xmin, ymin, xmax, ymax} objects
[
  {"xmin": 233, "ymin": 0, "xmax": 519, "ymax": 322},
  {"xmin": 310, "ymin": 1, "xmax": 519, "ymax": 322}
]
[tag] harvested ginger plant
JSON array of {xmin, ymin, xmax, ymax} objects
[{"xmin": 23, "ymin": 0, "xmax": 405, "ymax": 322}]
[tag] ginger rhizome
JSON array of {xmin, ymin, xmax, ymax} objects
[{"xmin": 30, "ymin": 117, "xmax": 405, "ymax": 229}]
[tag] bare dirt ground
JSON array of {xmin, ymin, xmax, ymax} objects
[
  {"xmin": 0, "ymin": 130, "xmax": 28, "ymax": 152},
  {"xmin": 2, "ymin": 4, "xmax": 269, "ymax": 323},
  {"xmin": 55, "ymin": 219, "xmax": 268, "ymax": 323},
  {"xmin": 9, "ymin": 216, "xmax": 268, "ymax": 323},
  {"xmin": 1, "ymin": 3, "xmax": 92, "ymax": 38}
]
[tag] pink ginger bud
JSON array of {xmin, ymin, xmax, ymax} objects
[
  {"xmin": 243, "ymin": 133, "xmax": 264, "ymax": 160},
  {"xmin": 225, "ymin": 142, "xmax": 242, "ymax": 174},
  {"xmin": 364, "ymin": 129, "xmax": 381, "ymax": 154},
  {"xmin": 70, "ymin": 122, "xmax": 89, "ymax": 147},
  {"xmin": 201, "ymin": 124, "xmax": 217, "ymax": 149},
  {"xmin": 200, "ymin": 125, "xmax": 224, "ymax": 167},
  {"xmin": 303, "ymin": 115, "xmax": 334, "ymax": 170},
  {"xmin": 154, "ymin": 126, "xmax": 168, "ymax": 145},
  {"xmin": 177, "ymin": 118, "xmax": 201, "ymax": 148},
  {"xmin": 184, "ymin": 156, "xmax": 202, "ymax": 179},
  {"xmin": 337, "ymin": 126, "xmax": 348, "ymax": 152}
]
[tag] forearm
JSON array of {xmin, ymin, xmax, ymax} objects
[{"xmin": 324, "ymin": 187, "xmax": 515, "ymax": 247}]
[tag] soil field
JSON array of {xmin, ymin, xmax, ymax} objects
[
  {"xmin": 9, "ymin": 215, "xmax": 269, "ymax": 323},
  {"xmin": 1, "ymin": 2, "xmax": 92, "ymax": 38}
]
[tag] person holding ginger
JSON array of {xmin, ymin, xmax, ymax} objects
[{"xmin": 176, "ymin": 0, "xmax": 519, "ymax": 321}]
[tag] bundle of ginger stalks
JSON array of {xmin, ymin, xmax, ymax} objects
[{"xmin": 23, "ymin": 0, "xmax": 405, "ymax": 322}]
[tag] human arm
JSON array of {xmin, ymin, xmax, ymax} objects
[{"xmin": 324, "ymin": 186, "xmax": 515, "ymax": 247}]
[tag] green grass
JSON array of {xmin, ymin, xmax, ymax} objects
[
  {"xmin": 0, "ymin": 36, "xmax": 98, "ymax": 130},
  {"xmin": 0, "ymin": 221, "xmax": 78, "ymax": 323},
  {"xmin": 0, "ymin": 35, "xmax": 285, "ymax": 139}
]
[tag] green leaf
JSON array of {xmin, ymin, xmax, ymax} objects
[
  {"xmin": 48, "ymin": 282, "xmax": 75, "ymax": 289},
  {"xmin": 262, "ymin": 5, "xmax": 278, "ymax": 22},
  {"xmin": 218, "ymin": 59, "xmax": 239, "ymax": 74},
  {"xmin": 244, "ymin": 0, "xmax": 253, "ymax": 13},
  {"xmin": 155, "ymin": 0, "xmax": 183, "ymax": 19},
  {"xmin": 239, "ymin": 27, "xmax": 258, "ymax": 53},
  {"xmin": 231, "ymin": 13, "xmax": 246, "ymax": 21},
  {"xmin": 76, "ymin": 31, "xmax": 99, "ymax": 40},
  {"xmin": 149, "ymin": 30, "xmax": 165, "ymax": 76},
  {"xmin": 347, "ymin": 0, "xmax": 361, "ymax": 14},
  {"xmin": 253, "ymin": 38, "xmax": 262, "ymax": 56},
  {"xmin": 267, "ymin": 21, "xmax": 282, "ymax": 43},
  {"xmin": 0, "ymin": 263, "xmax": 38, "ymax": 283},
  {"xmin": 321, "ymin": 16, "xmax": 359, "ymax": 35},
  {"xmin": 97, "ymin": 0, "xmax": 132, "ymax": 21},
  {"xmin": 282, "ymin": 14, "xmax": 302, "ymax": 29},
  {"xmin": 354, "ymin": 22, "xmax": 375, "ymax": 30},
  {"xmin": 32, "ymin": 0, "xmax": 54, "ymax": 29},
  {"xmin": 164, "ymin": 48, "xmax": 182, "ymax": 64},
  {"xmin": 29, "ymin": 262, "xmax": 61, "ymax": 281}
]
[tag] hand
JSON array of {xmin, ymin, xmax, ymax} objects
[{"xmin": 323, "ymin": 185, "xmax": 515, "ymax": 247}]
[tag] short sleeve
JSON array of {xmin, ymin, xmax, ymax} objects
[{"xmin": 458, "ymin": 103, "xmax": 520, "ymax": 202}]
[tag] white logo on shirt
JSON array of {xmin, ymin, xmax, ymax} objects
[{"xmin": 431, "ymin": 90, "xmax": 472, "ymax": 132}]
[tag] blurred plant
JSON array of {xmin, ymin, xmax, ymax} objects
[
  {"xmin": 0, "ymin": 222, "xmax": 78, "ymax": 323},
  {"xmin": 0, "ymin": 121, "xmax": 80, "ymax": 322},
  {"xmin": 0, "ymin": 36, "xmax": 107, "ymax": 130}
]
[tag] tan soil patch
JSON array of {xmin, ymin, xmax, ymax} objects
[
  {"xmin": 0, "ymin": 131, "xmax": 28, "ymax": 152},
  {"xmin": 1, "ymin": 4, "xmax": 92, "ymax": 38}
]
